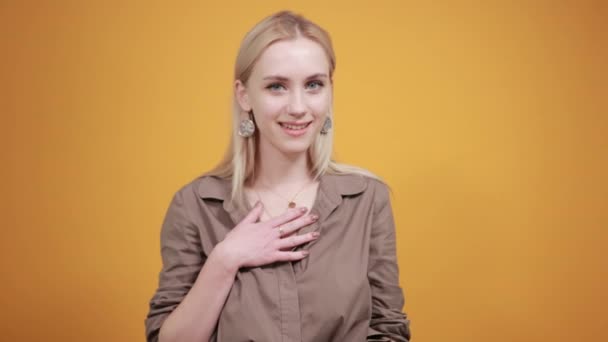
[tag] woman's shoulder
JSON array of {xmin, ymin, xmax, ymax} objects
[
  {"xmin": 171, "ymin": 174, "xmax": 232, "ymax": 203},
  {"xmin": 325, "ymin": 163, "xmax": 390, "ymax": 198}
]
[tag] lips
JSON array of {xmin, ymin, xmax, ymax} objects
[
  {"xmin": 278, "ymin": 121, "xmax": 312, "ymax": 137},
  {"xmin": 279, "ymin": 122, "xmax": 311, "ymax": 130}
]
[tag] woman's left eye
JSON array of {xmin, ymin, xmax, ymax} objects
[{"xmin": 306, "ymin": 81, "xmax": 324, "ymax": 90}]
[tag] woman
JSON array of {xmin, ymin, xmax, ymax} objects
[{"xmin": 145, "ymin": 10, "xmax": 411, "ymax": 342}]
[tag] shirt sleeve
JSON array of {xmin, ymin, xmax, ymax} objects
[
  {"xmin": 144, "ymin": 189, "xmax": 206, "ymax": 342},
  {"xmin": 367, "ymin": 180, "xmax": 411, "ymax": 342}
]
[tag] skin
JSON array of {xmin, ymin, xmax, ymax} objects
[
  {"xmin": 236, "ymin": 37, "xmax": 333, "ymax": 195},
  {"xmin": 236, "ymin": 37, "xmax": 332, "ymax": 157},
  {"xmin": 158, "ymin": 37, "xmax": 332, "ymax": 342}
]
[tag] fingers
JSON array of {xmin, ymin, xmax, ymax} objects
[
  {"xmin": 242, "ymin": 201, "xmax": 264, "ymax": 224},
  {"xmin": 275, "ymin": 231, "xmax": 320, "ymax": 250},
  {"xmin": 274, "ymin": 250, "xmax": 310, "ymax": 262},
  {"xmin": 267, "ymin": 206, "xmax": 308, "ymax": 227},
  {"xmin": 276, "ymin": 213, "xmax": 318, "ymax": 237}
]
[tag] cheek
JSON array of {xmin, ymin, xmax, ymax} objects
[
  {"xmin": 254, "ymin": 97, "xmax": 285, "ymax": 119},
  {"xmin": 309, "ymin": 94, "xmax": 331, "ymax": 115}
]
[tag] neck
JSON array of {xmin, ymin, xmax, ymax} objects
[{"xmin": 253, "ymin": 143, "xmax": 314, "ymax": 191}]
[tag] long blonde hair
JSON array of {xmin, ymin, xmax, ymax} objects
[{"xmin": 206, "ymin": 10, "xmax": 379, "ymax": 208}]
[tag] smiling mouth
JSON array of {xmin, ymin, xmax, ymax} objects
[{"xmin": 279, "ymin": 122, "xmax": 312, "ymax": 130}]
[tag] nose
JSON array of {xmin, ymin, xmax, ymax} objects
[{"xmin": 287, "ymin": 90, "xmax": 307, "ymax": 117}]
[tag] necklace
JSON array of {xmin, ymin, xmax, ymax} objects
[{"xmin": 260, "ymin": 179, "xmax": 314, "ymax": 209}]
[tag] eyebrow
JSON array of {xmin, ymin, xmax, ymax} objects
[{"xmin": 262, "ymin": 73, "xmax": 328, "ymax": 81}]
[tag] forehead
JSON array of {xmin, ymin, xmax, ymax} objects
[{"xmin": 252, "ymin": 38, "xmax": 330, "ymax": 79}]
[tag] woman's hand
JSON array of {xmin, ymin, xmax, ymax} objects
[{"xmin": 216, "ymin": 202, "xmax": 319, "ymax": 271}]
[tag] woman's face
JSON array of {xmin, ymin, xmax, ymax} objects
[{"xmin": 236, "ymin": 37, "xmax": 332, "ymax": 156}]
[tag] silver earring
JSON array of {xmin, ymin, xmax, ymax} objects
[
  {"xmin": 320, "ymin": 117, "xmax": 332, "ymax": 135},
  {"xmin": 238, "ymin": 116, "xmax": 255, "ymax": 137}
]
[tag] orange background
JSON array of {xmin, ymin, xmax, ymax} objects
[{"xmin": 1, "ymin": 1, "xmax": 606, "ymax": 341}]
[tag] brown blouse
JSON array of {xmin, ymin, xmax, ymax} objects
[{"xmin": 145, "ymin": 173, "xmax": 411, "ymax": 341}]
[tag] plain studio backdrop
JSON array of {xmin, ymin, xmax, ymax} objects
[{"xmin": 1, "ymin": 1, "xmax": 606, "ymax": 341}]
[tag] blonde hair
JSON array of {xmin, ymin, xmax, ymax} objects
[{"xmin": 206, "ymin": 10, "xmax": 379, "ymax": 208}]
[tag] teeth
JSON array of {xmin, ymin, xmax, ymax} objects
[{"xmin": 281, "ymin": 123, "xmax": 308, "ymax": 130}]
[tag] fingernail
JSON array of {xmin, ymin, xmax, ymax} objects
[
  {"xmin": 310, "ymin": 214, "xmax": 319, "ymax": 221},
  {"xmin": 312, "ymin": 232, "xmax": 320, "ymax": 238},
  {"xmin": 300, "ymin": 207, "xmax": 308, "ymax": 213},
  {"xmin": 302, "ymin": 250, "xmax": 310, "ymax": 256}
]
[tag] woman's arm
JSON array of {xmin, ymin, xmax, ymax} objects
[
  {"xmin": 157, "ymin": 243, "xmax": 238, "ymax": 342},
  {"xmin": 367, "ymin": 180, "xmax": 411, "ymax": 342},
  {"xmin": 145, "ymin": 190, "xmax": 233, "ymax": 342}
]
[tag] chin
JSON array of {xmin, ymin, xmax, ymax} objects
[
  {"xmin": 277, "ymin": 141, "xmax": 314, "ymax": 155},
  {"xmin": 280, "ymin": 146, "xmax": 312, "ymax": 155}
]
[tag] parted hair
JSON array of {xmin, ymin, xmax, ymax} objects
[{"xmin": 206, "ymin": 10, "xmax": 379, "ymax": 208}]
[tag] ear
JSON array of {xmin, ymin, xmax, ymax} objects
[{"xmin": 234, "ymin": 80, "xmax": 252, "ymax": 112}]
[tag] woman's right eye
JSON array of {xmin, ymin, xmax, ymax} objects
[{"xmin": 266, "ymin": 83, "xmax": 285, "ymax": 91}]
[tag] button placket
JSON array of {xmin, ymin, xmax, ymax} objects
[{"xmin": 276, "ymin": 261, "xmax": 302, "ymax": 341}]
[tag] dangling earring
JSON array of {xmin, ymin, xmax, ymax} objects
[
  {"xmin": 238, "ymin": 113, "xmax": 255, "ymax": 137},
  {"xmin": 320, "ymin": 116, "xmax": 332, "ymax": 135}
]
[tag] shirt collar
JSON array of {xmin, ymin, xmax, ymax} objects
[
  {"xmin": 196, "ymin": 172, "xmax": 367, "ymax": 202},
  {"xmin": 196, "ymin": 172, "xmax": 367, "ymax": 226}
]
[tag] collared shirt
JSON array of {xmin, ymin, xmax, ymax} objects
[{"xmin": 145, "ymin": 173, "xmax": 411, "ymax": 342}]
